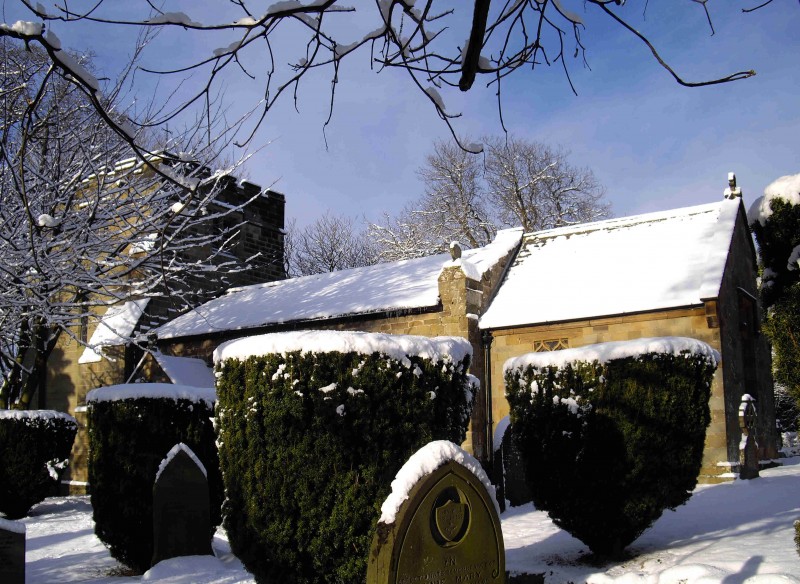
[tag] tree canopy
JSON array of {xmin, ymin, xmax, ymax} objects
[
  {"xmin": 749, "ymin": 173, "xmax": 800, "ymax": 430},
  {"xmin": 370, "ymin": 136, "xmax": 609, "ymax": 260}
]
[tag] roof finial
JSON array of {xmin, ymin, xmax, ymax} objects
[{"xmin": 724, "ymin": 172, "xmax": 742, "ymax": 199}]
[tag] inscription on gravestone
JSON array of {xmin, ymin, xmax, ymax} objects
[
  {"xmin": 0, "ymin": 517, "xmax": 26, "ymax": 584},
  {"xmin": 151, "ymin": 443, "xmax": 213, "ymax": 567},
  {"xmin": 368, "ymin": 458, "xmax": 505, "ymax": 584}
]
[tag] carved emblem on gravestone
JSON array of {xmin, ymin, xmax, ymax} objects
[
  {"xmin": 0, "ymin": 518, "xmax": 26, "ymax": 584},
  {"xmin": 151, "ymin": 443, "xmax": 213, "ymax": 567},
  {"xmin": 368, "ymin": 443, "xmax": 505, "ymax": 584},
  {"xmin": 434, "ymin": 493, "xmax": 469, "ymax": 544}
]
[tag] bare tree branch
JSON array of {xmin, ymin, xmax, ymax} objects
[{"xmin": 1, "ymin": 0, "xmax": 771, "ymax": 155}]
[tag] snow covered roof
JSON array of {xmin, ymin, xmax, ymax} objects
[
  {"xmin": 480, "ymin": 199, "xmax": 743, "ymax": 330},
  {"xmin": 156, "ymin": 229, "xmax": 521, "ymax": 340},
  {"xmin": 152, "ymin": 353, "xmax": 216, "ymax": 387},
  {"xmin": 79, "ymin": 299, "xmax": 150, "ymax": 363}
]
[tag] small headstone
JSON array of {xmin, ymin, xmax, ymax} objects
[
  {"xmin": 739, "ymin": 394, "xmax": 760, "ymax": 480},
  {"xmin": 368, "ymin": 444, "xmax": 504, "ymax": 584},
  {"xmin": 151, "ymin": 443, "xmax": 213, "ymax": 567},
  {"xmin": 501, "ymin": 429, "xmax": 533, "ymax": 507},
  {"xmin": 0, "ymin": 517, "xmax": 26, "ymax": 584}
]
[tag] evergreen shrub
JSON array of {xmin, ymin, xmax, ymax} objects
[
  {"xmin": 505, "ymin": 337, "xmax": 718, "ymax": 558},
  {"xmin": 795, "ymin": 519, "xmax": 800, "ymax": 557},
  {"xmin": 0, "ymin": 410, "xmax": 77, "ymax": 519},
  {"xmin": 750, "ymin": 190, "xmax": 800, "ymax": 415},
  {"xmin": 87, "ymin": 384, "xmax": 222, "ymax": 574},
  {"xmin": 214, "ymin": 330, "xmax": 475, "ymax": 584}
]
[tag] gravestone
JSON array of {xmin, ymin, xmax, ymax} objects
[
  {"xmin": 739, "ymin": 394, "xmax": 760, "ymax": 480},
  {"xmin": 0, "ymin": 517, "xmax": 26, "ymax": 584},
  {"xmin": 368, "ymin": 452, "xmax": 504, "ymax": 584},
  {"xmin": 501, "ymin": 429, "xmax": 533, "ymax": 507},
  {"xmin": 151, "ymin": 443, "xmax": 213, "ymax": 567}
]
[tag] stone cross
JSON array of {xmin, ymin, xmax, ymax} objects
[
  {"xmin": 738, "ymin": 394, "xmax": 760, "ymax": 480},
  {"xmin": 151, "ymin": 443, "xmax": 213, "ymax": 566},
  {"xmin": 0, "ymin": 517, "xmax": 26, "ymax": 584}
]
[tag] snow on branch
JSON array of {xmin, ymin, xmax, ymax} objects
[{"xmin": 4, "ymin": 0, "xmax": 762, "ymax": 160}]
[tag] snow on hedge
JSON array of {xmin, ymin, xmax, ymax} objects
[
  {"xmin": 86, "ymin": 383, "xmax": 216, "ymax": 406},
  {"xmin": 0, "ymin": 409, "xmax": 77, "ymax": 426},
  {"xmin": 504, "ymin": 336, "xmax": 720, "ymax": 374},
  {"xmin": 378, "ymin": 440, "xmax": 498, "ymax": 525},
  {"xmin": 747, "ymin": 172, "xmax": 800, "ymax": 226},
  {"xmin": 213, "ymin": 330, "xmax": 472, "ymax": 366}
]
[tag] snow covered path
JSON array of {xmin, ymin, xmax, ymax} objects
[
  {"xmin": 504, "ymin": 457, "xmax": 800, "ymax": 582},
  {"xmin": 18, "ymin": 457, "xmax": 800, "ymax": 583}
]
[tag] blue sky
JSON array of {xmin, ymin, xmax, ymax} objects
[{"xmin": 4, "ymin": 1, "xmax": 798, "ymax": 230}]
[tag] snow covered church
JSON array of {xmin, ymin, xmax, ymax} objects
[
  {"xmin": 56, "ymin": 187, "xmax": 778, "ymax": 488},
  {"xmin": 140, "ymin": 195, "xmax": 777, "ymax": 486}
]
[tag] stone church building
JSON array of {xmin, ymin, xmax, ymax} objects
[
  {"xmin": 146, "ymin": 196, "xmax": 776, "ymax": 486},
  {"xmin": 54, "ymin": 185, "xmax": 778, "ymax": 489}
]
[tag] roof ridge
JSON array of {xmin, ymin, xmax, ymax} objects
[{"xmin": 523, "ymin": 200, "xmax": 725, "ymax": 241}]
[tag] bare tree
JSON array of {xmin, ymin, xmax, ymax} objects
[
  {"xmin": 369, "ymin": 135, "xmax": 610, "ymax": 260},
  {"xmin": 483, "ymin": 136, "xmax": 609, "ymax": 232},
  {"xmin": 286, "ymin": 212, "xmax": 379, "ymax": 277},
  {"xmin": 416, "ymin": 140, "xmax": 497, "ymax": 248},
  {"xmin": 368, "ymin": 204, "xmax": 459, "ymax": 262},
  {"xmin": 0, "ymin": 43, "xmax": 265, "ymax": 409},
  {"xmin": 368, "ymin": 140, "xmax": 496, "ymax": 261},
  {"xmin": 0, "ymin": 1, "xmax": 765, "ymax": 153}
]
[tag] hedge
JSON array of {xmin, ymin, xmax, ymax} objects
[
  {"xmin": 795, "ymin": 519, "xmax": 800, "ymax": 557},
  {"xmin": 86, "ymin": 384, "xmax": 222, "ymax": 574},
  {"xmin": 505, "ymin": 337, "xmax": 718, "ymax": 558},
  {"xmin": 0, "ymin": 410, "xmax": 77, "ymax": 519},
  {"xmin": 214, "ymin": 330, "xmax": 475, "ymax": 584}
]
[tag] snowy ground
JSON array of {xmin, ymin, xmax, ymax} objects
[{"xmin": 18, "ymin": 457, "xmax": 800, "ymax": 583}]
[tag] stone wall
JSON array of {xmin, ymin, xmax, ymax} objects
[
  {"xmin": 713, "ymin": 205, "xmax": 778, "ymax": 463},
  {"xmin": 486, "ymin": 306, "xmax": 735, "ymax": 481},
  {"xmin": 45, "ymin": 331, "xmax": 128, "ymax": 489}
]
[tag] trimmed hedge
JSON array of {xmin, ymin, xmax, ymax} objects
[
  {"xmin": 0, "ymin": 410, "xmax": 77, "ymax": 519},
  {"xmin": 215, "ymin": 331, "xmax": 475, "ymax": 584},
  {"xmin": 505, "ymin": 338, "xmax": 718, "ymax": 558},
  {"xmin": 87, "ymin": 384, "xmax": 222, "ymax": 574}
]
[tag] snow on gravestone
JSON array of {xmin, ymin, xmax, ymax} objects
[
  {"xmin": 0, "ymin": 517, "xmax": 25, "ymax": 584},
  {"xmin": 367, "ymin": 441, "xmax": 505, "ymax": 584},
  {"xmin": 151, "ymin": 443, "xmax": 213, "ymax": 567}
]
